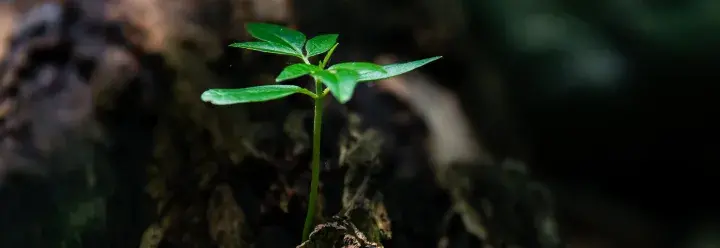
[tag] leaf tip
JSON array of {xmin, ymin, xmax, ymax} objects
[
  {"xmin": 335, "ymin": 89, "xmax": 355, "ymax": 104},
  {"xmin": 337, "ymin": 97, "xmax": 351, "ymax": 104},
  {"xmin": 200, "ymin": 89, "xmax": 217, "ymax": 102},
  {"xmin": 426, "ymin": 56, "xmax": 443, "ymax": 62},
  {"xmin": 200, "ymin": 90, "xmax": 215, "ymax": 102}
]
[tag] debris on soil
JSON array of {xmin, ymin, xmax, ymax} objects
[
  {"xmin": 297, "ymin": 216, "xmax": 383, "ymax": 248},
  {"xmin": 375, "ymin": 63, "xmax": 564, "ymax": 248}
]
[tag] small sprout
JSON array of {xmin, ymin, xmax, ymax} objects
[{"xmin": 200, "ymin": 22, "xmax": 441, "ymax": 242}]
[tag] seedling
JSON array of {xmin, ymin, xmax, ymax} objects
[{"xmin": 200, "ymin": 23, "xmax": 441, "ymax": 241}]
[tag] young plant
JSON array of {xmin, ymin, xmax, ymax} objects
[{"xmin": 200, "ymin": 23, "xmax": 441, "ymax": 241}]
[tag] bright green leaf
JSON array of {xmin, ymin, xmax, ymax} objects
[
  {"xmin": 229, "ymin": 42, "xmax": 298, "ymax": 56},
  {"xmin": 305, "ymin": 34, "xmax": 338, "ymax": 57},
  {"xmin": 328, "ymin": 62, "xmax": 387, "ymax": 74},
  {"xmin": 276, "ymin": 64, "xmax": 322, "ymax": 82},
  {"xmin": 201, "ymin": 85, "xmax": 310, "ymax": 105},
  {"xmin": 313, "ymin": 69, "xmax": 360, "ymax": 103},
  {"xmin": 245, "ymin": 23, "xmax": 306, "ymax": 56},
  {"xmin": 357, "ymin": 56, "xmax": 442, "ymax": 82}
]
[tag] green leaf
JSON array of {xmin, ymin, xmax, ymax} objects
[
  {"xmin": 229, "ymin": 42, "xmax": 298, "ymax": 56},
  {"xmin": 305, "ymin": 34, "xmax": 338, "ymax": 57},
  {"xmin": 276, "ymin": 64, "xmax": 322, "ymax": 82},
  {"xmin": 357, "ymin": 56, "xmax": 442, "ymax": 82},
  {"xmin": 245, "ymin": 23, "xmax": 306, "ymax": 56},
  {"xmin": 201, "ymin": 85, "xmax": 308, "ymax": 105},
  {"xmin": 313, "ymin": 69, "xmax": 360, "ymax": 103},
  {"xmin": 328, "ymin": 62, "xmax": 387, "ymax": 74}
]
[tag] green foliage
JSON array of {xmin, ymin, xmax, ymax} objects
[
  {"xmin": 313, "ymin": 69, "xmax": 361, "ymax": 103},
  {"xmin": 245, "ymin": 23, "xmax": 306, "ymax": 56},
  {"xmin": 305, "ymin": 34, "xmax": 339, "ymax": 57},
  {"xmin": 200, "ymin": 22, "xmax": 441, "ymax": 243},
  {"xmin": 276, "ymin": 64, "xmax": 322, "ymax": 82},
  {"xmin": 207, "ymin": 22, "xmax": 440, "ymax": 105},
  {"xmin": 357, "ymin": 56, "xmax": 443, "ymax": 82},
  {"xmin": 328, "ymin": 62, "xmax": 386, "ymax": 74},
  {"xmin": 320, "ymin": 43, "xmax": 339, "ymax": 68},
  {"xmin": 201, "ymin": 85, "xmax": 313, "ymax": 105},
  {"xmin": 228, "ymin": 42, "xmax": 298, "ymax": 56}
]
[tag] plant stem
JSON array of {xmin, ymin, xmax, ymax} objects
[{"xmin": 302, "ymin": 77, "xmax": 324, "ymax": 241}]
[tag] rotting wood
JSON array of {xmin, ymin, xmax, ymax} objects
[{"xmin": 375, "ymin": 56, "xmax": 564, "ymax": 248}]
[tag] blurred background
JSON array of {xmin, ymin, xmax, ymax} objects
[{"xmin": 0, "ymin": 0, "xmax": 719, "ymax": 247}]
